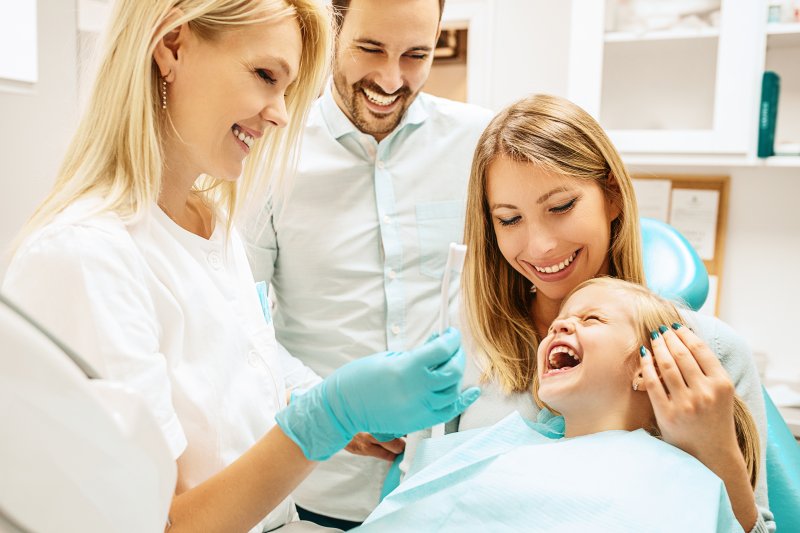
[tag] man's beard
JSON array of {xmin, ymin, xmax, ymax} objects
[{"xmin": 333, "ymin": 69, "xmax": 415, "ymax": 137}]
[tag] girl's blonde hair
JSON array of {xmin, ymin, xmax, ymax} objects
[
  {"xmin": 462, "ymin": 94, "xmax": 644, "ymax": 393},
  {"xmin": 534, "ymin": 277, "xmax": 760, "ymax": 490},
  {"xmin": 16, "ymin": 0, "xmax": 330, "ymax": 244}
]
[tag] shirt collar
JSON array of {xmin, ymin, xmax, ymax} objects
[{"xmin": 319, "ymin": 81, "xmax": 429, "ymax": 142}]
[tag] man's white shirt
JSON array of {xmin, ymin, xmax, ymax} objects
[{"xmin": 245, "ymin": 84, "xmax": 492, "ymax": 520}]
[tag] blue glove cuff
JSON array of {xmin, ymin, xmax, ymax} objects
[{"xmin": 275, "ymin": 380, "xmax": 353, "ymax": 461}]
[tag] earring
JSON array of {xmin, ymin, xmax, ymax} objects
[
  {"xmin": 632, "ymin": 377, "xmax": 643, "ymax": 391},
  {"xmin": 529, "ymin": 284, "xmax": 537, "ymax": 294},
  {"xmin": 161, "ymin": 76, "xmax": 168, "ymax": 109}
]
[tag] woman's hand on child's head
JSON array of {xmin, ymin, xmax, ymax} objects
[{"xmin": 640, "ymin": 323, "xmax": 740, "ymax": 464}]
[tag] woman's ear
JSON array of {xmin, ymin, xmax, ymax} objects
[
  {"xmin": 605, "ymin": 171, "xmax": 622, "ymax": 223},
  {"xmin": 152, "ymin": 8, "xmax": 186, "ymax": 82}
]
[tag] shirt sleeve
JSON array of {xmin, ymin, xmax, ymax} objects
[
  {"xmin": 276, "ymin": 340, "xmax": 322, "ymax": 392},
  {"xmin": 241, "ymin": 201, "xmax": 279, "ymax": 286},
  {"xmin": 3, "ymin": 223, "xmax": 188, "ymax": 459},
  {"xmin": 685, "ymin": 311, "xmax": 775, "ymax": 533}
]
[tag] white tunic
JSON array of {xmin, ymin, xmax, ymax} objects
[{"xmin": 2, "ymin": 198, "xmax": 320, "ymax": 532}]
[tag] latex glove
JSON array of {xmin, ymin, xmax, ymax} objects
[{"xmin": 275, "ymin": 328, "xmax": 481, "ymax": 461}]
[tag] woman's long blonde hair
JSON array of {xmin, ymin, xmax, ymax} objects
[
  {"xmin": 16, "ymin": 0, "xmax": 330, "ymax": 244},
  {"xmin": 533, "ymin": 277, "xmax": 760, "ymax": 490},
  {"xmin": 463, "ymin": 94, "xmax": 645, "ymax": 393}
]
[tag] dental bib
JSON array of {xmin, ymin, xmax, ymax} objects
[{"xmin": 357, "ymin": 412, "xmax": 741, "ymax": 532}]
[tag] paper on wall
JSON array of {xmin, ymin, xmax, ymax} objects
[
  {"xmin": 632, "ymin": 179, "xmax": 671, "ymax": 222},
  {"xmin": 669, "ymin": 188, "xmax": 719, "ymax": 261}
]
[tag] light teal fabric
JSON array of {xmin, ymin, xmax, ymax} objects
[{"xmin": 359, "ymin": 413, "xmax": 742, "ymax": 532}]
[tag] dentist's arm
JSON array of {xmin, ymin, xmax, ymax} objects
[{"xmin": 166, "ymin": 328, "xmax": 480, "ymax": 533}]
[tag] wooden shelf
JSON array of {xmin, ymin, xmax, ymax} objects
[{"xmin": 605, "ymin": 27, "xmax": 719, "ymax": 43}]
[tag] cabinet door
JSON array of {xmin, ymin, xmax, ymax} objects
[{"xmin": 568, "ymin": 0, "xmax": 765, "ymax": 155}]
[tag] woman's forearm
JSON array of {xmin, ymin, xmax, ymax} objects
[
  {"xmin": 167, "ymin": 426, "xmax": 316, "ymax": 533},
  {"xmin": 700, "ymin": 447, "xmax": 758, "ymax": 532}
]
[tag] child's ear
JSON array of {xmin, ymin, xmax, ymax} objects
[{"xmin": 631, "ymin": 373, "xmax": 647, "ymax": 392}]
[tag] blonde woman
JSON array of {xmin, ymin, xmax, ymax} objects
[
  {"xmin": 1, "ymin": 2, "xmax": 478, "ymax": 532},
  {"xmin": 359, "ymin": 278, "xmax": 761, "ymax": 531},
  {"xmin": 459, "ymin": 94, "xmax": 773, "ymax": 532}
]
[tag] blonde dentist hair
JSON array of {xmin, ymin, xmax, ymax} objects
[
  {"xmin": 15, "ymin": 0, "xmax": 330, "ymax": 246},
  {"xmin": 462, "ymin": 94, "xmax": 645, "ymax": 394}
]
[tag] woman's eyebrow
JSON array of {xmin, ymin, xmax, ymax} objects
[
  {"xmin": 537, "ymin": 186, "xmax": 571, "ymax": 204},
  {"xmin": 489, "ymin": 203, "xmax": 517, "ymax": 210}
]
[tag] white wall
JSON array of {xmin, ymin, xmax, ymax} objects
[
  {"xmin": 721, "ymin": 167, "xmax": 800, "ymax": 382},
  {"xmin": 0, "ymin": 0, "xmax": 79, "ymax": 276}
]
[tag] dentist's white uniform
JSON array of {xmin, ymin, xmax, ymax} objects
[{"xmin": 2, "ymin": 198, "xmax": 321, "ymax": 533}]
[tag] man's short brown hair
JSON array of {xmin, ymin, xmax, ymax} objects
[{"xmin": 330, "ymin": 0, "xmax": 446, "ymax": 34}]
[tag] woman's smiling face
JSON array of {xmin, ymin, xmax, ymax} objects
[
  {"xmin": 164, "ymin": 16, "xmax": 302, "ymax": 182},
  {"xmin": 486, "ymin": 155, "xmax": 620, "ymax": 304}
]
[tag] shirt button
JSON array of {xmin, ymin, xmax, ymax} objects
[
  {"xmin": 376, "ymin": 160, "xmax": 385, "ymax": 170},
  {"xmin": 388, "ymin": 269, "xmax": 397, "ymax": 280},
  {"xmin": 207, "ymin": 251, "xmax": 222, "ymax": 270},
  {"xmin": 391, "ymin": 324, "xmax": 400, "ymax": 335},
  {"xmin": 247, "ymin": 350, "xmax": 260, "ymax": 367},
  {"xmin": 383, "ymin": 215, "xmax": 391, "ymax": 224}
]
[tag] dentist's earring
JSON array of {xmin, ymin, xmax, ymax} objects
[{"xmin": 161, "ymin": 78, "xmax": 168, "ymax": 109}]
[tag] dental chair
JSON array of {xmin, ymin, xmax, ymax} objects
[
  {"xmin": 0, "ymin": 293, "xmax": 176, "ymax": 532},
  {"xmin": 641, "ymin": 217, "xmax": 800, "ymax": 531}
]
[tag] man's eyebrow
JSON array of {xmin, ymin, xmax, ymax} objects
[
  {"xmin": 354, "ymin": 38, "xmax": 384, "ymax": 47},
  {"xmin": 353, "ymin": 38, "xmax": 433, "ymax": 53}
]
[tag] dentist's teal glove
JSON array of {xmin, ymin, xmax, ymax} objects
[{"xmin": 275, "ymin": 328, "xmax": 481, "ymax": 461}]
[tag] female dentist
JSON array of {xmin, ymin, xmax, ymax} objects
[{"xmin": 1, "ymin": 1, "xmax": 479, "ymax": 532}]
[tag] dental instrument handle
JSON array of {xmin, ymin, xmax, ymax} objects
[
  {"xmin": 432, "ymin": 243, "xmax": 468, "ymax": 439},
  {"xmin": 438, "ymin": 243, "xmax": 467, "ymax": 335}
]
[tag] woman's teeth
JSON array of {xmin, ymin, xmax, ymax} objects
[
  {"xmin": 534, "ymin": 251, "xmax": 577, "ymax": 273},
  {"xmin": 363, "ymin": 87, "xmax": 399, "ymax": 106},
  {"xmin": 232, "ymin": 127, "xmax": 254, "ymax": 148}
]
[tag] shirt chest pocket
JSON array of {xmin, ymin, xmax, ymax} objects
[{"xmin": 415, "ymin": 200, "xmax": 465, "ymax": 278}]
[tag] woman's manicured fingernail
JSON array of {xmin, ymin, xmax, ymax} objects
[
  {"xmin": 658, "ymin": 325, "xmax": 668, "ymax": 334},
  {"xmin": 640, "ymin": 345, "xmax": 647, "ymax": 358},
  {"xmin": 671, "ymin": 322, "xmax": 682, "ymax": 330},
  {"xmin": 650, "ymin": 330, "xmax": 659, "ymax": 340}
]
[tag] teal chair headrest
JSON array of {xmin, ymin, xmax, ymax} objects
[{"xmin": 640, "ymin": 217, "xmax": 709, "ymax": 311}]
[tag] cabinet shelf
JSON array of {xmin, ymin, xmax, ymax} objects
[
  {"xmin": 604, "ymin": 27, "xmax": 719, "ymax": 43},
  {"xmin": 767, "ymin": 23, "xmax": 800, "ymax": 48}
]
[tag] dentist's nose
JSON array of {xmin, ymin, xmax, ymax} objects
[{"xmin": 260, "ymin": 96, "xmax": 289, "ymax": 128}]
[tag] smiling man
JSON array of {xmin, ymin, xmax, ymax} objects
[{"xmin": 244, "ymin": 0, "xmax": 492, "ymax": 528}]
